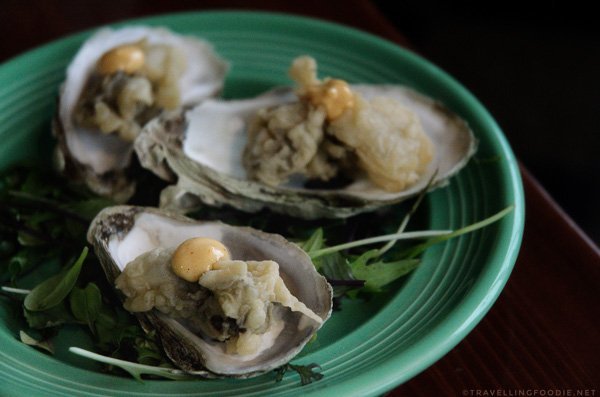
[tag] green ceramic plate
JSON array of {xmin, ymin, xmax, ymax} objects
[{"xmin": 0, "ymin": 11, "xmax": 524, "ymax": 397}]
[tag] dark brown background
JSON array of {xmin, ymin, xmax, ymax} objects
[{"xmin": 1, "ymin": 1, "xmax": 599, "ymax": 395}]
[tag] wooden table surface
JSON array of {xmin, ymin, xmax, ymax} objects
[{"xmin": 2, "ymin": 1, "xmax": 599, "ymax": 395}]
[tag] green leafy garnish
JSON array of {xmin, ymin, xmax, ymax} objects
[
  {"xmin": 0, "ymin": 164, "xmax": 514, "ymax": 386},
  {"xmin": 299, "ymin": 205, "xmax": 514, "ymax": 299},
  {"xmin": 402, "ymin": 205, "xmax": 514, "ymax": 259},
  {"xmin": 300, "ymin": 228, "xmax": 325, "ymax": 257},
  {"xmin": 69, "ymin": 347, "xmax": 194, "ymax": 381},
  {"xmin": 349, "ymin": 250, "xmax": 420, "ymax": 292},
  {"xmin": 69, "ymin": 282, "xmax": 102, "ymax": 332},
  {"xmin": 1, "ymin": 286, "xmax": 30, "ymax": 295},
  {"xmin": 308, "ymin": 229, "xmax": 451, "ymax": 260},
  {"xmin": 19, "ymin": 330, "xmax": 54, "ymax": 354},
  {"xmin": 24, "ymin": 247, "xmax": 88, "ymax": 311},
  {"xmin": 24, "ymin": 301, "xmax": 74, "ymax": 329},
  {"xmin": 4, "ymin": 247, "xmax": 52, "ymax": 282},
  {"xmin": 275, "ymin": 363, "xmax": 324, "ymax": 385}
]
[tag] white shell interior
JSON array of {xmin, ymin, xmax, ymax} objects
[
  {"xmin": 182, "ymin": 89, "xmax": 295, "ymax": 180},
  {"xmin": 108, "ymin": 213, "xmax": 225, "ymax": 270}
]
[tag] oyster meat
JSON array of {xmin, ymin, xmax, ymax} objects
[
  {"xmin": 135, "ymin": 56, "xmax": 477, "ymax": 219},
  {"xmin": 87, "ymin": 205, "xmax": 332, "ymax": 377},
  {"xmin": 54, "ymin": 26, "xmax": 228, "ymax": 201},
  {"xmin": 244, "ymin": 56, "xmax": 435, "ymax": 192}
]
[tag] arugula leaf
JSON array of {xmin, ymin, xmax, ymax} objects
[
  {"xmin": 69, "ymin": 347, "xmax": 194, "ymax": 381},
  {"xmin": 19, "ymin": 330, "xmax": 54, "ymax": 354},
  {"xmin": 24, "ymin": 247, "xmax": 88, "ymax": 311},
  {"xmin": 300, "ymin": 228, "xmax": 330, "ymax": 273},
  {"xmin": 349, "ymin": 250, "xmax": 420, "ymax": 292},
  {"xmin": 18, "ymin": 171, "xmax": 53, "ymax": 196},
  {"xmin": 304, "ymin": 207, "xmax": 514, "ymax": 296},
  {"xmin": 308, "ymin": 229, "xmax": 450, "ymax": 260},
  {"xmin": 95, "ymin": 309, "xmax": 132, "ymax": 353},
  {"xmin": 0, "ymin": 240, "xmax": 16, "ymax": 258},
  {"xmin": 8, "ymin": 191, "xmax": 90, "ymax": 225},
  {"xmin": 17, "ymin": 212, "xmax": 59, "ymax": 246},
  {"xmin": 275, "ymin": 363, "xmax": 324, "ymax": 385},
  {"xmin": 5, "ymin": 247, "xmax": 51, "ymax": 282},
  {"xmin": 376, "ymin": 171, "xmax": 434, "ymax": 257},
  {"xmin": 24, "ymin": 302, "xmax": 74, "ymax": 329},
  {"xmin": 300, "ymin": 228, "xmax": 325, "ymax": 254},
  {"xmin": 68, "ymin": 198, "xmax": 115, "ymax": 222},
  {"xmin": 1, "ymin": 286, "xmax": 30, "ymax": 295},
  {"xmin": 134, "ymin": 331, "xmax": 169, "ymax": 366},
  {"xmin": 402, "ymin": 206, "xmax": 514, "ymax": 259},
  {"xmin": 317, "ymin": 252, "xmax": 363, "ymax": 297},
  {"xmin": 69, "ymin": 283, "xmax": 102, "ymax": 332},
  {"xmin": 318, "ymin": 252, "xmax": 352, "ymax": 280}
]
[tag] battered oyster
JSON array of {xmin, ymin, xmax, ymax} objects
[
  {"xmin": 87, "ymin": 205, "xmax": 332, "ymax": 377},
  {"xmin": 54, "ymin": 26, "xmax": 228, "ymax": 201}
]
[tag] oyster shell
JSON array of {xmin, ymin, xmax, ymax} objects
[
  {"xmin": 135, "ymin": 84, "xmax": 477, "ymax": 219},
  {"xmin": 87, "ymin": 205, "xmax": 332, "ymax": 377},
  {"xmin": 54, "ymin": 26, "xmax": 228, "ymax": 202}
]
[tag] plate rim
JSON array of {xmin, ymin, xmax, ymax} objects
[{"xmin": 0, "ymin": 9, "xmax": 525, "ymax": 397}]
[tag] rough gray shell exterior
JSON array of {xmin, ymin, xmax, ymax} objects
[
  {"xmin": 135, "ymin": 85, "xmax": 478, "ymax": 219},
  {"xmin": 87, "ymin": 205, "xmax": 333, "ymax": 378},
  {"xmin": 53, "ymin": 108, "xmax": 136, "ymax": 202}
]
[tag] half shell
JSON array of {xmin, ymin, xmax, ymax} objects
[
  {"xmin": 87, "ymin": 205, "xmax": 332, "ymax": 377},
  {"xmin": 135, "ymin": 85, "xmax": 477, "ymax": 219},
  {"xmin": 54, "ymin": 26, "xmax": 228, "ymax": 202}
]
